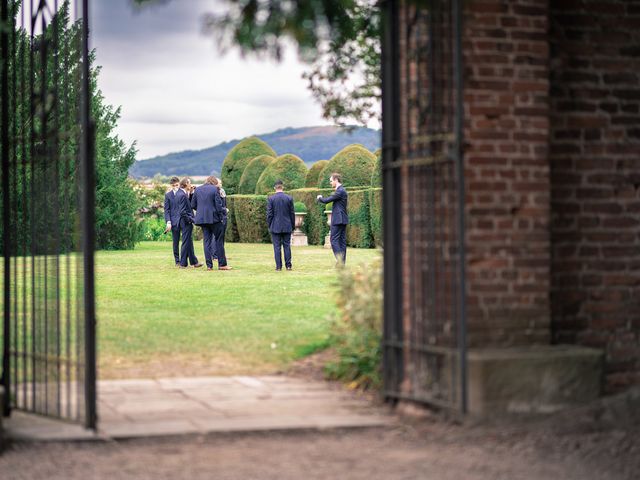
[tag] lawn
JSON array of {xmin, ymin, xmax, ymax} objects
[{"xmin": 97, "ymin": 241, "xmax": 379, "ymax": 378}]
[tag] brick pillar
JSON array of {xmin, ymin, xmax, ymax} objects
[
  {"xmin": 463, "ymin": 0, "xmax": 551, "ymax": 347},
  {"xmin": 549, "ymin": 0, "xmax": 640, "ymax": 393}
]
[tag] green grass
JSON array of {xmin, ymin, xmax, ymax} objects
[{"xmin": 96, "ymin": 241, "xmax": 379, "ymax": 378}]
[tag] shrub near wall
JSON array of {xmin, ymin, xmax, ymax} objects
[
  {"xmin": 368, "ymin": 188, "xmax": 382, "ymax": 247},
  {"xmin": 233, "ymin": 195, "xmax": 270, "ymax": 243},
  {"xmin": 346, "ymin": 190, "xmax": 373, "ymax": 249}
]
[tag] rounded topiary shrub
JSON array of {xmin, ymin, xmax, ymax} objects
[
  {"xmin": 233, "ymin": 195, "xmax": 270, "ymax": 243},
  {"xmin": 238, "ymin": 154, "xmax": 275, "ymax": 194},
  {"xmin": 318, "ymin": 144, "xmax": 376, "ymax": 189},
  {"xmin": 221, "ymin": 137, "xmax": 276, "ymax": 195},
  {"xmin": 305, "ymin": 160, "xmax": 329, "ymax": 187},
  {"xmin": 255, "ymin": 154, "xmax": 308, "ymax": 195}
]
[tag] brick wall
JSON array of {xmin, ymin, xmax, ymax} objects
[
  {"xmin": 463, "ymin": 0, "xmax": 551, "ymax": 347},
  {"xmin": 549, "ymin": 0, "xmax": 640, "ymax": 393}
]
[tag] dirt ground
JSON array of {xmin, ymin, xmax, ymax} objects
[{"xmin": 1, "ymin": 353, "xmax": 638, "ymax": 480}]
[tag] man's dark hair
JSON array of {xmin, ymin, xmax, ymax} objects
[
  {"xmin": 274, "ymin": 180, "xmax": 284, "ymax": 189},
  {"xmin": 330, "ymin": 173, "xmax": 342, "ymax": 184},
  {"xmin": 170, "ymin": 176, "xmax": 180, "ymax": 184}
]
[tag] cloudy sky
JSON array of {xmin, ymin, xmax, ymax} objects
[{"xmin": 91, "ymin": 0, "xmax": 335, "ymax": 159}]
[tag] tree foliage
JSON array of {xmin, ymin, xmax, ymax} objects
[{"xmin": 2, "ymin": 2, "xmax": 139, "ymax": 251}]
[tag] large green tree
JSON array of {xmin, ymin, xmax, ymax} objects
[{"xmin": 133, "ymin": 0, "xmax": 381, "ymax": 126}]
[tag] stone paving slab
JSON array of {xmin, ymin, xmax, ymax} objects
[{"xmin": 3, "ymin": 375, "xmax": 393, "ymax": 441}]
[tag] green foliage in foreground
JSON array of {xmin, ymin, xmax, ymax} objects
[
  {"xmin": 95, "ymin": 242, "xmax": 379, "ymax": 378},
  {"xmin": 325, "ymin": 255, "xmax": 383, "ymax": 390}
]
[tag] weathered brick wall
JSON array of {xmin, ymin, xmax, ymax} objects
[
  {"xmin": 549, "ymin": 0, "xmax": 640, "ymax": 392},
  {"xmin": 463, "ymin": 0, "xmax": 551, "ymax": 346}
]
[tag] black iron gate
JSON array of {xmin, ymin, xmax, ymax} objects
[
  {"xmin": 1, "ymin": 0, "xmax": 96, "ymax": 429},
  {"xmin": 381, "ymin": 0, "xmax": 467, "ymax": 413}
]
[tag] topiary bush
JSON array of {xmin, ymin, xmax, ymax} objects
[
  {"xmin": 255, "ymin": 154, "xmax": 308, "ymax": 195},
  {"xmin": 305, "ymin": 160, "xmax": 329, "ymax": 187},
  {"xmin": 238, "ymin": 154, "xmax": 275, "ymax": 194},
  {"xmin": 294, "ymin": 201, "xmax": 307, "ymax": 213},
  {"xmin": 369, "ymin": 188, "xmax": 382, "ymax": 247},
  {"xmin": 346, "ymin": 190, "xmax": 373, "ymax": 248},
  {"xmin": 233, "ymin": 195, "xmax": 270, "ymax": 243},
  {"xmin": 220, "ymin": 137, "xmax": 276, "ymax": 195},
  {"xmin": 318, "ymin": 144, "xmax": 376, "ymax": 189}
]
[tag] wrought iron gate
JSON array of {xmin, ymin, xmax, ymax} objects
[
  {"xmin": 381, "ymin": 0, "xmax": 467, "ymax": 413},
  {"xmin": 1, "ymin": 0, "xmax": 96, "ymax": 428}
]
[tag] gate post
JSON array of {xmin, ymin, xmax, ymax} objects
[{"xmin": 1, "ymin": 0, "xmax": 11, "ymax": 418}]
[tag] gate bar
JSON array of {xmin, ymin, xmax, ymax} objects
[
  {"xmin": 453, "ymin": 0, "xmax": 468, "ymax": 414},
  {"xmin": 80, "ymin": 0, "xmax": 97, "ymax": 430},
  {"xmin": 1, "ymin": 0, "xmax": 11, "ymax": 417}
]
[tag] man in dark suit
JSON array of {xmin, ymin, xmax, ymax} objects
[
  {"xmin": 177, "ymin": 177, "xmax": 203, "ymax": 269},
  {"xmin": 267, "ymin": 180, "xmax": 296, "ymax": 271},
  {"xmin": 191, "ymin": 176, "xmax": 232, "ymax": 270},
  {"xmin": 163, "ymin": 176, "xmax": 182, "ymax": 266},
  {"xmin": 317, "ymin": 172, "xmax": 349, "ymax": 264}
]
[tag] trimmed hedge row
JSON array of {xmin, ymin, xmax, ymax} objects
[
  {"xmin": 255, "ymin": 154, "xmax": 308, "ymax": 195},
  {"xmin": 226, "ymin": 187, "xmax": 383, "ymax": 248},
  {"xmin": 238, "ymin": 154, "xmax": 275, "ymax": 194},
  {"xmin": 221, "ymin": 137, "xmax": 276, "ymax": 195},
  {"xmin": 233, "ymin": 195, "xmax": 271, "ymax": 243},
  {"xmin": 369, "ymin": 188, "xmax": 382, "ymax": 247}
]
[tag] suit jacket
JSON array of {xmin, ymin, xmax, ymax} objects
[
  {"xmin": 163, "ymin": 189, "xmax": 181, "ymax": 228},
  {"xmin": 191, "ymin": 183, "xmax": 224, "ymax": 225},
  {"xmin": 267, "ymin": 192, "xmax": 295, "ymax": 234},
  {"xmin": 318, "ymin": 185, "xmax": 349, "ymax": 225},
  {"xmin": 176, "ymin": 188, "xmax": 194, "ymax": 225}
]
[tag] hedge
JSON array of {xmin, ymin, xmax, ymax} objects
[
  {"xmin": 233, "ymin": 195, "xmax": 270, "ymax": 243},
  {"xmin": 369, "ymin": 188, "xmax": 382, "ymax": 247},
  {"xmin": 346, "ymin": 190, "xmax": 373, "ymax": 249},
  {"xmin": 238, "ymin": 154, "xmax": 275, "ymax": 194},
  {"xmin": 225, "ymin": 195, "xmax": 240, "ymax": 243},
  {"xmin": 255, "ymin": 153, "xmax": 308, "ymax": 194},
  {"xmin": 319, "ymin": 144, "xmax": 376, "ymax": 189},
  {"xmin": 225, "ymin": 187, "xmax": 381, "ymax": 248},
  {"xmin": 371, "ymin": 152, "xmax": 382, "ymax": 187},
  {"xmin": 305, "ymin": 160, "xmax": 329, "ymax": 187},
  {"xmin": 220, "ymin": 137, "xmax": 276, "ymax": 195}
]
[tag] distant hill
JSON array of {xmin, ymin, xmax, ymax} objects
[{"xmin": 129, "ymin": 126, "xmax": 381, "ymax": 178}]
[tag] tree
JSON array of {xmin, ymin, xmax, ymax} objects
[{"xmin": 133, "ymin": 0, "xmax": 381, "ymax": 127}]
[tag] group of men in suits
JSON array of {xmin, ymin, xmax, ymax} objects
[
  {"xmin": 165, "ymin": 172, "xmax": 349, "ymax": 271},
  {"xmin": 164, "ymin": 175, "xmax": 232, "ymax": 271}
]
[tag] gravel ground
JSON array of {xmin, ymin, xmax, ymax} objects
[{"xmin": 1, "ymin": 401, "xmax": 637, "ymax": 480}]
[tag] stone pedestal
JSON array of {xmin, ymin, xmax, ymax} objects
[{"xmin": 292, "ymin": 212, "xmax": 308, "ymax": 246}]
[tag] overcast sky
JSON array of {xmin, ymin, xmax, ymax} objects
[{"xmin": 91, "ymin": 0, "xmax": 335, "ymax": 159}]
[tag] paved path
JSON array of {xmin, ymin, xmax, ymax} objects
[{"xmin": 4, "ymin": 376, "xmax": 392, "ymax": 441}]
